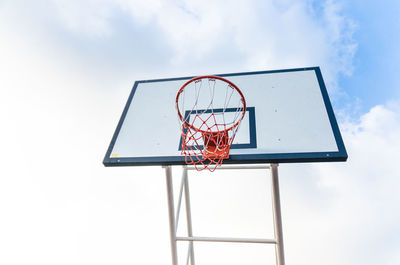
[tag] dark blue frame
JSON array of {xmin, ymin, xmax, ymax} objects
[{"xmin": 103, "ymin": 67, "xmax": 347, "ymax": 167}]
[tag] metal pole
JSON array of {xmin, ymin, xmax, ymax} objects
[
  {"xmin": 176, "ymin": 236, "xmax": 276, "ymax": 244},
  {"xmin": 187, "ymin": 165, "xmax": 271, "ymax": 171},
  {"xmin": 175, "ymin": 169, "xmax": 187, "ymax": 230},
  {"xmin": 165, "ymin": 166, "xmax": 178, "ymax": 265},
  {"xmin": 270, "ymin": 164, "xmax": 285, "ymax": 265},
  {"xmin": 183, "ymin": 167, "xmax": 195, "ymax": 265}
]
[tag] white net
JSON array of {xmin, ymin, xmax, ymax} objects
[{"xmin": 176, "ymin": 76, "xmax": 246, "ymax": 171}]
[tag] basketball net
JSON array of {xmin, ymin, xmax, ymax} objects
[{"xmin": 176, "ymin": 76, "xmax": 246, "ymax": 171}]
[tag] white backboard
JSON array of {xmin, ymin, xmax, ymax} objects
[{"xmin": 104, "ymin": 67, "xmax": 347, "ymax": 166}]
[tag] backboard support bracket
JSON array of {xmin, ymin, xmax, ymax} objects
[{"xmin": 164, "ymin": 164, "xmax": 285, "ymax": 265}]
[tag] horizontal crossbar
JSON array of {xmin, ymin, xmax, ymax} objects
[
  {"xmin": 187, "ymin": 165, "xmax": 271, "ymax": 171},
  {"xmin": 176, "ymin": 236, "xmax": 276, "ymax": 244}
]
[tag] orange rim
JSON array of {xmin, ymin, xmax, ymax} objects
[{"xmin": 175, "ymin": 75, "xmax": 247, "ymax": 133}]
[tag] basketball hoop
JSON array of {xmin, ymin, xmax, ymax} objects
[{"xmin": 176, "ymin": 75, "xmax": 246, "ymax": 171}]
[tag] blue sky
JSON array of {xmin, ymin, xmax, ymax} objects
[
  {"xmin": 1, "ymin": 1, "xmax": 400, "ymax": 265},
  {"xmin": 337, "ymin": 0, "xmax": 400, "ymax": 114}
]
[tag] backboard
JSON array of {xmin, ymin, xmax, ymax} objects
[{"xmin": 103, "ymin": 67, "xmax": 347, "ymax": 166}]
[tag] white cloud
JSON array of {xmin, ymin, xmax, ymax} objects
[
  {"xmin": 281, "ymin": 103, "xmax": 400, "ymax": 265},
  {"xmin": 119, "ymin": 0, "xmax": 357, "ymax": 86},
  {"xmin": 41, "ymin": 0, "xmax": 357, "ymax": 91},
  {"xmin": 51, "ymin": 0, "xmax": 117, "ymax": 37}
]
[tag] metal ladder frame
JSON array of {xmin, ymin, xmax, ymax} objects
[{"xmin": 164, "ymin": 164, "xmax": 285, "ymax": 265}]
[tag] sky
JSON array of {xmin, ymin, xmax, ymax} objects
[{"xmin": 0, "ymin": 0, "xmax": 399, "ymax": 264}]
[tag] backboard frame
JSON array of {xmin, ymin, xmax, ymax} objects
[{"xmin": 103, "ymin": 67, "xmax": 347, "ymax": 167}]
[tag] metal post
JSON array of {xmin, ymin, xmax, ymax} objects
[
  {"xmin": 270, "ymin": 164, "xmax": 285, "ymax": 265},
  {"xmin": 176, "ymin": 236, "xmax": 276, "ymax": 244},
  {"xmin": 165, "ymin": 164, "xmax": 286, "ymax": 265},
  {"xmin": 165, "ymin": 166, "xmax": 178, "ymax": 265},
  {"xmin": 176, "ymin": 169, "xmax": 187, "ymax": 230},
  {"xmin": 183, "ymin": 167, "xmax": 195, "ymax": 265}
]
